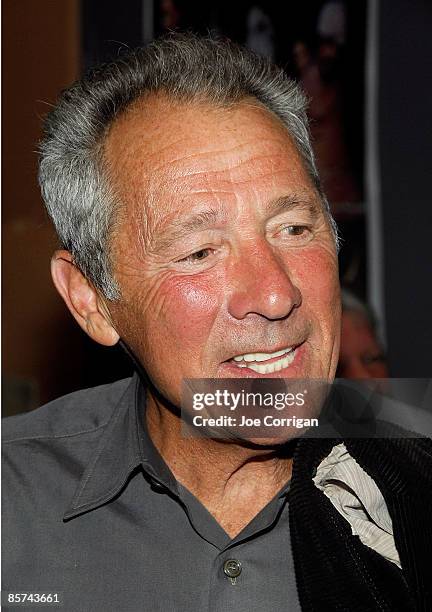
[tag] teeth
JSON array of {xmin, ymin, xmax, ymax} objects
[
  {"xmin": 236, "ymin": 349, "xmax": 296, "ymax": 374},
  {"xmin": 233, "ymin": 347, "xmax": 293, "ymax": 363},
  {"xmin": 246, "ymin": 351, "xmax": 296, "ymax": 374}
]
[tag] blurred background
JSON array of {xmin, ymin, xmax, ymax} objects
[{"xmin": 3, "ymin": 0, "xmax": 431, "ymax": 415}]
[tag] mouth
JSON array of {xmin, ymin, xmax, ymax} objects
[{"xmin": 227, "ymin": 345, "xmax": 298, "ymax": 375}]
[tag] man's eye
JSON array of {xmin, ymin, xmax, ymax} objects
[
  {"xmin": 280, "ymin": 225, "xmax": 310, "ymax": 237},
  {"xmin": 179, "ymin": 248, "xmax": 212, "ymax": 263}
]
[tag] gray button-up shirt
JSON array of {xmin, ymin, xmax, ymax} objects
[{"xmin": 2, "ymin": 374, "xmax": 301, "ymax": 611}]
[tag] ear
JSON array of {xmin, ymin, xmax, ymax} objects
[{"xmin": 51, "ymin": 250, "xmax": 120, "ymax": 346}]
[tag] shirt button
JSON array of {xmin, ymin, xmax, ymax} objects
[{"xmin": 223, "ymin": 559, "xmax": 242, "ymax": 579}]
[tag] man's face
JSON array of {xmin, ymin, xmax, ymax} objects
[{"xmin": 105, "ymin": 96, "xmax": 340, "ymax": 407}]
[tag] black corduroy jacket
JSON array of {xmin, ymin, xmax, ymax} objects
[{"xmin": 289, "ymin": 435, "xmax": 432, "ymax": 611}]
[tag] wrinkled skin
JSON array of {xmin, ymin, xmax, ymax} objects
[{"xmin": 103, "ymin": 96, "xmax": 341, "ymax": 410}]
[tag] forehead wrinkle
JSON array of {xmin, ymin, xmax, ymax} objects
[
  {"xmin": 108, "ymin": 132, "xmax": 188, "ymax": 171},
  {"xmin": 105, "ymin": 94, "xmax": 304, "ymax": 195},
  {"xmin": 112, "ymin": 145, "xmax": 284, "ymax": 211},
  {"xmin": 149, "ymin": 139, "xmax": 273, "ymax": 174},
  {"xmin": 171, "ymin": 162, "xmax": 299, "ymax": 196},
  {"xmin": 110, "ymin": 109, "xmax": 287, "ymax": 180},
  {"xmin": 171, "ymin": 149, "xmax": 293, "ymax": 181}
]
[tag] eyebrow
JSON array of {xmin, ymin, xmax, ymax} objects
[
  {"xmin": 153, "ymin": 194, "xmax": 322, "ymax": 252},
  {"xmin": 264, "ymin": 194, "xmax": 322, "ymax": 220},
  {"xmin": 152, "ymin": 208, "xmax": 227, "ymax": 252},
  {"xmin": 176, "ymin": 209, "xmax": 226, "ymax": 233}
]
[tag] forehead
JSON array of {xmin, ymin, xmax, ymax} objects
[{"xmin": 103, "ymin": 94, "xmax": 315, "ymax": 226}]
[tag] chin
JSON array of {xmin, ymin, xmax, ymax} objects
[
  {"xmin": 207, "ymin": 420, "xmax": 315, "ymax": 447},
  {"xmin": 213, "ymin": 431, "xmax": 302, "ymax": 449},
  {"xmin": 242, "ymin": 434, "xmax": 303, "ymax": 447}
]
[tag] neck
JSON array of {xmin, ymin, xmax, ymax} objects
[{"xmin": 145, "ymin": 390, "xmax": 294, "ymax": 538}]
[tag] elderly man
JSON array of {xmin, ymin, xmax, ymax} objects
[{"xmin": 3, "ymin": 35, "xmax": 431, "ymax": 611}]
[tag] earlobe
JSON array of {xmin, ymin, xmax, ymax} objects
[{"xmin": 51, "ymin": 250, "xmax": 120, "ymax": 346}]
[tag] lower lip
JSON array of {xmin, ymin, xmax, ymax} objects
[{"xmin": 218, "ymin": 344, "xmax": 306, "ymax": 378}]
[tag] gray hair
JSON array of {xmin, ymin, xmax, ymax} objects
[{"xmin": 39, "ymin": 33, "xmax": 337, "ymax": 300}]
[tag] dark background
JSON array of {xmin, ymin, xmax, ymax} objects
[{"xmin": 3, "ymin": 0, "xmax": 431, "ymax": 416}]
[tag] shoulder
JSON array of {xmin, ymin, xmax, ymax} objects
[
  {"xmin": 345, "ymin": 435, "xmax": 432, "ymax": 494},
  {"xmin": 2, "ymin": 377, "xmax": 133, "ymax": 445},
  {"xmin": 1, "ymin": 377, "xmax": 137, "ymax": 580}
]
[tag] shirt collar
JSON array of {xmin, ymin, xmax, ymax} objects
[
  {"xmin": 63, "ymin": 372, "xmax": 293, "ymax": 521},
  {"xmin": 63, "ymin": 372, "xmax": 176, "ymax": 521}
]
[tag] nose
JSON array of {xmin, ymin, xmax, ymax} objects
[{"xmin": 226, "ymin": 239, "xmax": 302, "ymax": 321}]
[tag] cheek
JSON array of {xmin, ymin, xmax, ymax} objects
[
  {"xmin": 295, "ymin": 247, "xmax": 341, "ymax": 377},
  {"xmin": 152, "ymin": 274, "xmax": 221, "ymax": 346},
  {"xmin": 289, "ymin": 246, "xmax": 340, "ymax": 330}
]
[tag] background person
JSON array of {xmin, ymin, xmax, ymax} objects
[{"xmin": 338, "ymin": 288, "xmax": 389, "ymax": 378}]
